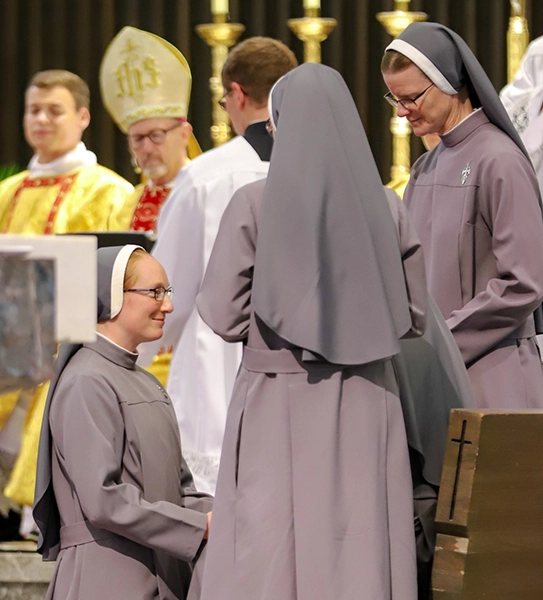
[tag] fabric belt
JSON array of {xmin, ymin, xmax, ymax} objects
[
  {"xmin": 60, "ymin": 520, "xmax": 115, "ymax": 550},
  {"xmin": 504, "ymin": 315, "xmax": 536, "ymax": 340},
  {"xmin": 242, "ymin": 346, "xmax": 342, "ymax": 375},
  {"xmin": 498, "ymin": 316, "xmax": 537, "ymax": 345}
]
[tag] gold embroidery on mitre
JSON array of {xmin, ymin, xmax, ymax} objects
[{"xmin": 100, "ymin": 26, "xmax": 192, "ymax": 133}]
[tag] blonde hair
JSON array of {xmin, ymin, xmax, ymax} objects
[{"xmin": 124, "ymin": 248, "xmax": 148, "ymax": 289}]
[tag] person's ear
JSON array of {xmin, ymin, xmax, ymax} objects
[
  {"xmin": 79, "ymin": 107, "xmax": 91, "ymax": 131},
  {"xmin": 180, "ymin": 121, "xmax": 193, "ymax": 141},
  {"xmin": 230, "ymin": 82, "xmax": 246, "ymax": 109}
]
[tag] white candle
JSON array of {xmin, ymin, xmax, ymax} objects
[
  {"xmin": 303, "ymin": 0, "xmax": 320, "ymax": 9},
  {"xmin": 211, "ymin": 0, "xmax": 229, "ymax": 14}
]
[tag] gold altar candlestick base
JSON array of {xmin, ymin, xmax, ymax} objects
[
  {"xmin": 377, "ymin": 1, "xmax": 428, "ymax": 197},
  {"xmin": 507, "ymin": 1, "xmax": 529, "ymax": 82},
  {"xmin": 387, "ymin": 115, "xmax": 412, "ymax": 194},
  {"xmin": 196, "ymin": 17, "xmax": 245, "ymax": 146},
  {"xmin": 288, "ymin": 9, "xmax": 337, "ymax": 64}
]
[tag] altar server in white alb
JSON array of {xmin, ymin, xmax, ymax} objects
[
  {"xmin": 139, "ymin": 37, "xmax": 297, "ymax": 494},
  {"xmin": 382, "ymin": 22, "xmax": 543, "ymax": 409},
  {"xmin": 500, "ymin": 35, "xmax": 543, "ymax": 195}
]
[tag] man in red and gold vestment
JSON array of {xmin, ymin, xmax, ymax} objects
[{"xmin": 100, "ymin": 26, "xmax": 200, "ymax": 235}]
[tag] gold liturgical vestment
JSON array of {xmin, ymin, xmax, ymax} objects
[{"xmin": 0, "ymin": 163, "xmax": 133, "ymax": 507}]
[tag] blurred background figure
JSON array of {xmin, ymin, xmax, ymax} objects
[{"xmin": 500, "ymin": 35, "xmax": 543, "ymax": 195}]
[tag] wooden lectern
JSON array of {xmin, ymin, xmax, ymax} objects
[{"xmin": 433, "ymin": 409, "xmax": 543, "ymax": 599}]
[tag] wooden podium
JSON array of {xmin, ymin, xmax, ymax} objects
[{"xmin": 433, "ymin": 409, "xmax": 543, "ymax": 599}]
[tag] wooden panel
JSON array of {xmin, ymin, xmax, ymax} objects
[{"xmin": 434, "ymin": 409, "xmax": 543, "ymax": 599}]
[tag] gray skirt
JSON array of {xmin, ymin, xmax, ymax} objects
[{"xmin": 197, "ymin": 346, "xmax": 417, "ymax": 600}]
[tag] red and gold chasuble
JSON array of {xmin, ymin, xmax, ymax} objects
[{"xmin": 129, "ymin": 185, "xmax": 170, "ymax": 232}]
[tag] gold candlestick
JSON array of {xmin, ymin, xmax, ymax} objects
[
  {"xmin": 196, "ymin": 14, "xmax": 245, "ymax": 146},
  {"xmin": 288, "ymin": 7, "xmax": 337, "ymax": 64},
  {"xmin": 507, "ymin": 0, "xmax": 529, "ymax": 83},
  {"xmin": 377, "ymin": 0, "xmax": 428, "ymax": 197}
]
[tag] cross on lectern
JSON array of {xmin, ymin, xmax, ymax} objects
[{"xmin": 449, "ymin": 419, "xmax": 472, "ymax": 521}]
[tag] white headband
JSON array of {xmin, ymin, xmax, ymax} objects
[{"xmin": 386, "ymin": 39, "xmax": 458, "ymax": 96}]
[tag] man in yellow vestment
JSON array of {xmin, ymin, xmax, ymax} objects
[
  {"xmin": 0, "ymin": 69, "xmax": 133, "ymax": 539},
  {"xmin": 100, "ymin": 26, "xmax": 200, "ymax": 235}
]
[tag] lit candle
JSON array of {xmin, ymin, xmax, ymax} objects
[
  {"xmin": 303, "ymin": 0, "xmax": 320, "ymax": 9},
  {"xmin": 211, "ymin": 0, "xmax": 229, "ymax": 14}
]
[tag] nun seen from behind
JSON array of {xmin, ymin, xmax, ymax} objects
[
  {"xmin": 382, "ymin": 22, "xmax": 543, "ymax": 409},
  {"xmin": 33, "ymin": 245, "xmax": 212, "ymax": 600},
  {"xmin": 196, "ymin": 63, "xmax": 427, "ymax": 600}
]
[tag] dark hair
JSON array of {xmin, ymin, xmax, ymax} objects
[
  {"xmin": 27, "ymin": 70, "xmax": 90, "ymax": 110},
  {"xmin": 381, "ymin": 50, "xmax": 414, "ymax": 74},
  {"xmin": 222, "ymin": 37, "xmax": 298, "ymax": 106}
]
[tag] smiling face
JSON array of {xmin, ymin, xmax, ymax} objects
[
  {"xmin": 382, "ymin": 63, "xmax": 460, "ymax": 137},
  {"xmin": 23, "ymin": 85, "xmax": 90, "ymax": 163},
  {"xmin": 127, "ymin": 117, "xmax": 191, "ymax": 185},
  {"xmin": 111, "ymin": 254, "xmax": 173, "ymax": 351}
]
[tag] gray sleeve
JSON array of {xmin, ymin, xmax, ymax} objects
[
  {"xmin": 196, "ymin": 184, "xmax": 258, "ymax": 342},
  {"xmin": 447, "ymin": 153, "xmax": 543, "ymax": 363},
  {"xmin": 384, "ymin": 188, "xmax": 428, "ymax": 338}
]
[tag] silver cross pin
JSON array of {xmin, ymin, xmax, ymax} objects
[{"xmin": 461, "ymin": 162, "xmax": 471, "ymax": 185}]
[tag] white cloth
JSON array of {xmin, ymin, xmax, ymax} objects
[
  {"xmin": 500, "ymin": 36, "xmax": 543, "ymax": 193},
  {"xmin": 139, "ymin": 136, "xmax": 270, "ymax": 494},
  {"xmin": 27, "ymin": 142, "xmax": 97, "ymax": 178}
]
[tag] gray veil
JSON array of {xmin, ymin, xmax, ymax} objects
[
  {"xmin": 386, "ymin": 21, "xmax": 530, "ymax": 160},
  {"xmin": 33, "ymin": 244, "xmax": 142, "ymax": 560},
  {"xmin": 252, "ymin": 63, "xmax": 412, "ymax": 366},
  {"xmin": 386, "ymin": 22, "xmax": 543, "ymax": 332}
]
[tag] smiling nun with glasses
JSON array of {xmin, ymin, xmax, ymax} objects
[{"xmin": 33, "ymin": 245, "xmax": 212, "ymax": 600}]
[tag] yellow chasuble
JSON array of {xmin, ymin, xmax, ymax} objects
[
  {"xmin": 1, "ymin": 164, "xmax": 133, "ymax": 507},
  {"xmin": 0, "ymin": 165, "xmax": 133, "ymax": 234}
]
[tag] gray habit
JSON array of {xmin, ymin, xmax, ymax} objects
[
  {"xmin": 388, "ymin": 22, "xmax": 543, "ymax": 407},
  {"xmin": 196, "ymin": 178, "xmax": 424, "ymax": 600},
  {"xmin": 34, "ymin": 246, "xmax": 212, "ymax": 600},
  {"xmin": 404, "ymin": 110, "xmax": 543, "ymax": 408}
]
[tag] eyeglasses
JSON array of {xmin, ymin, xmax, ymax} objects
[
  {"xmin": 218, "ymin": 85, "xmax": 249, "ymax": 110},
  {"xmin": 384, "ymin": 83, "xmax": 435, "ymax": 110},
  {"xmin": 265, "ymin": 118, "xmax": 275, "ymax": 137},
  {"xmin": 127, "ymin": 122, "xmax": 182, "ymax": 150},
  {"xmin": 123, "ymin": 286, "xmax": 174, "ymax": 302}
]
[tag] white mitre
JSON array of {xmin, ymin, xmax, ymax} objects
[{"xmin": 100, "ymin": 26, "xmax": 192, "ymax": 133}]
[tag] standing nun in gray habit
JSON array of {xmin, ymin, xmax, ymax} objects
[
  {"xmin": 196, "ymin": 63, "xmax": 427, "ymax": 600},
  {"xmin": 33, "ymin": 245, "xmax": 212, "ymax": 600},
  {"xmin": 382, "ymin": 22, "xmax": 543, "ymax": 409}
]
